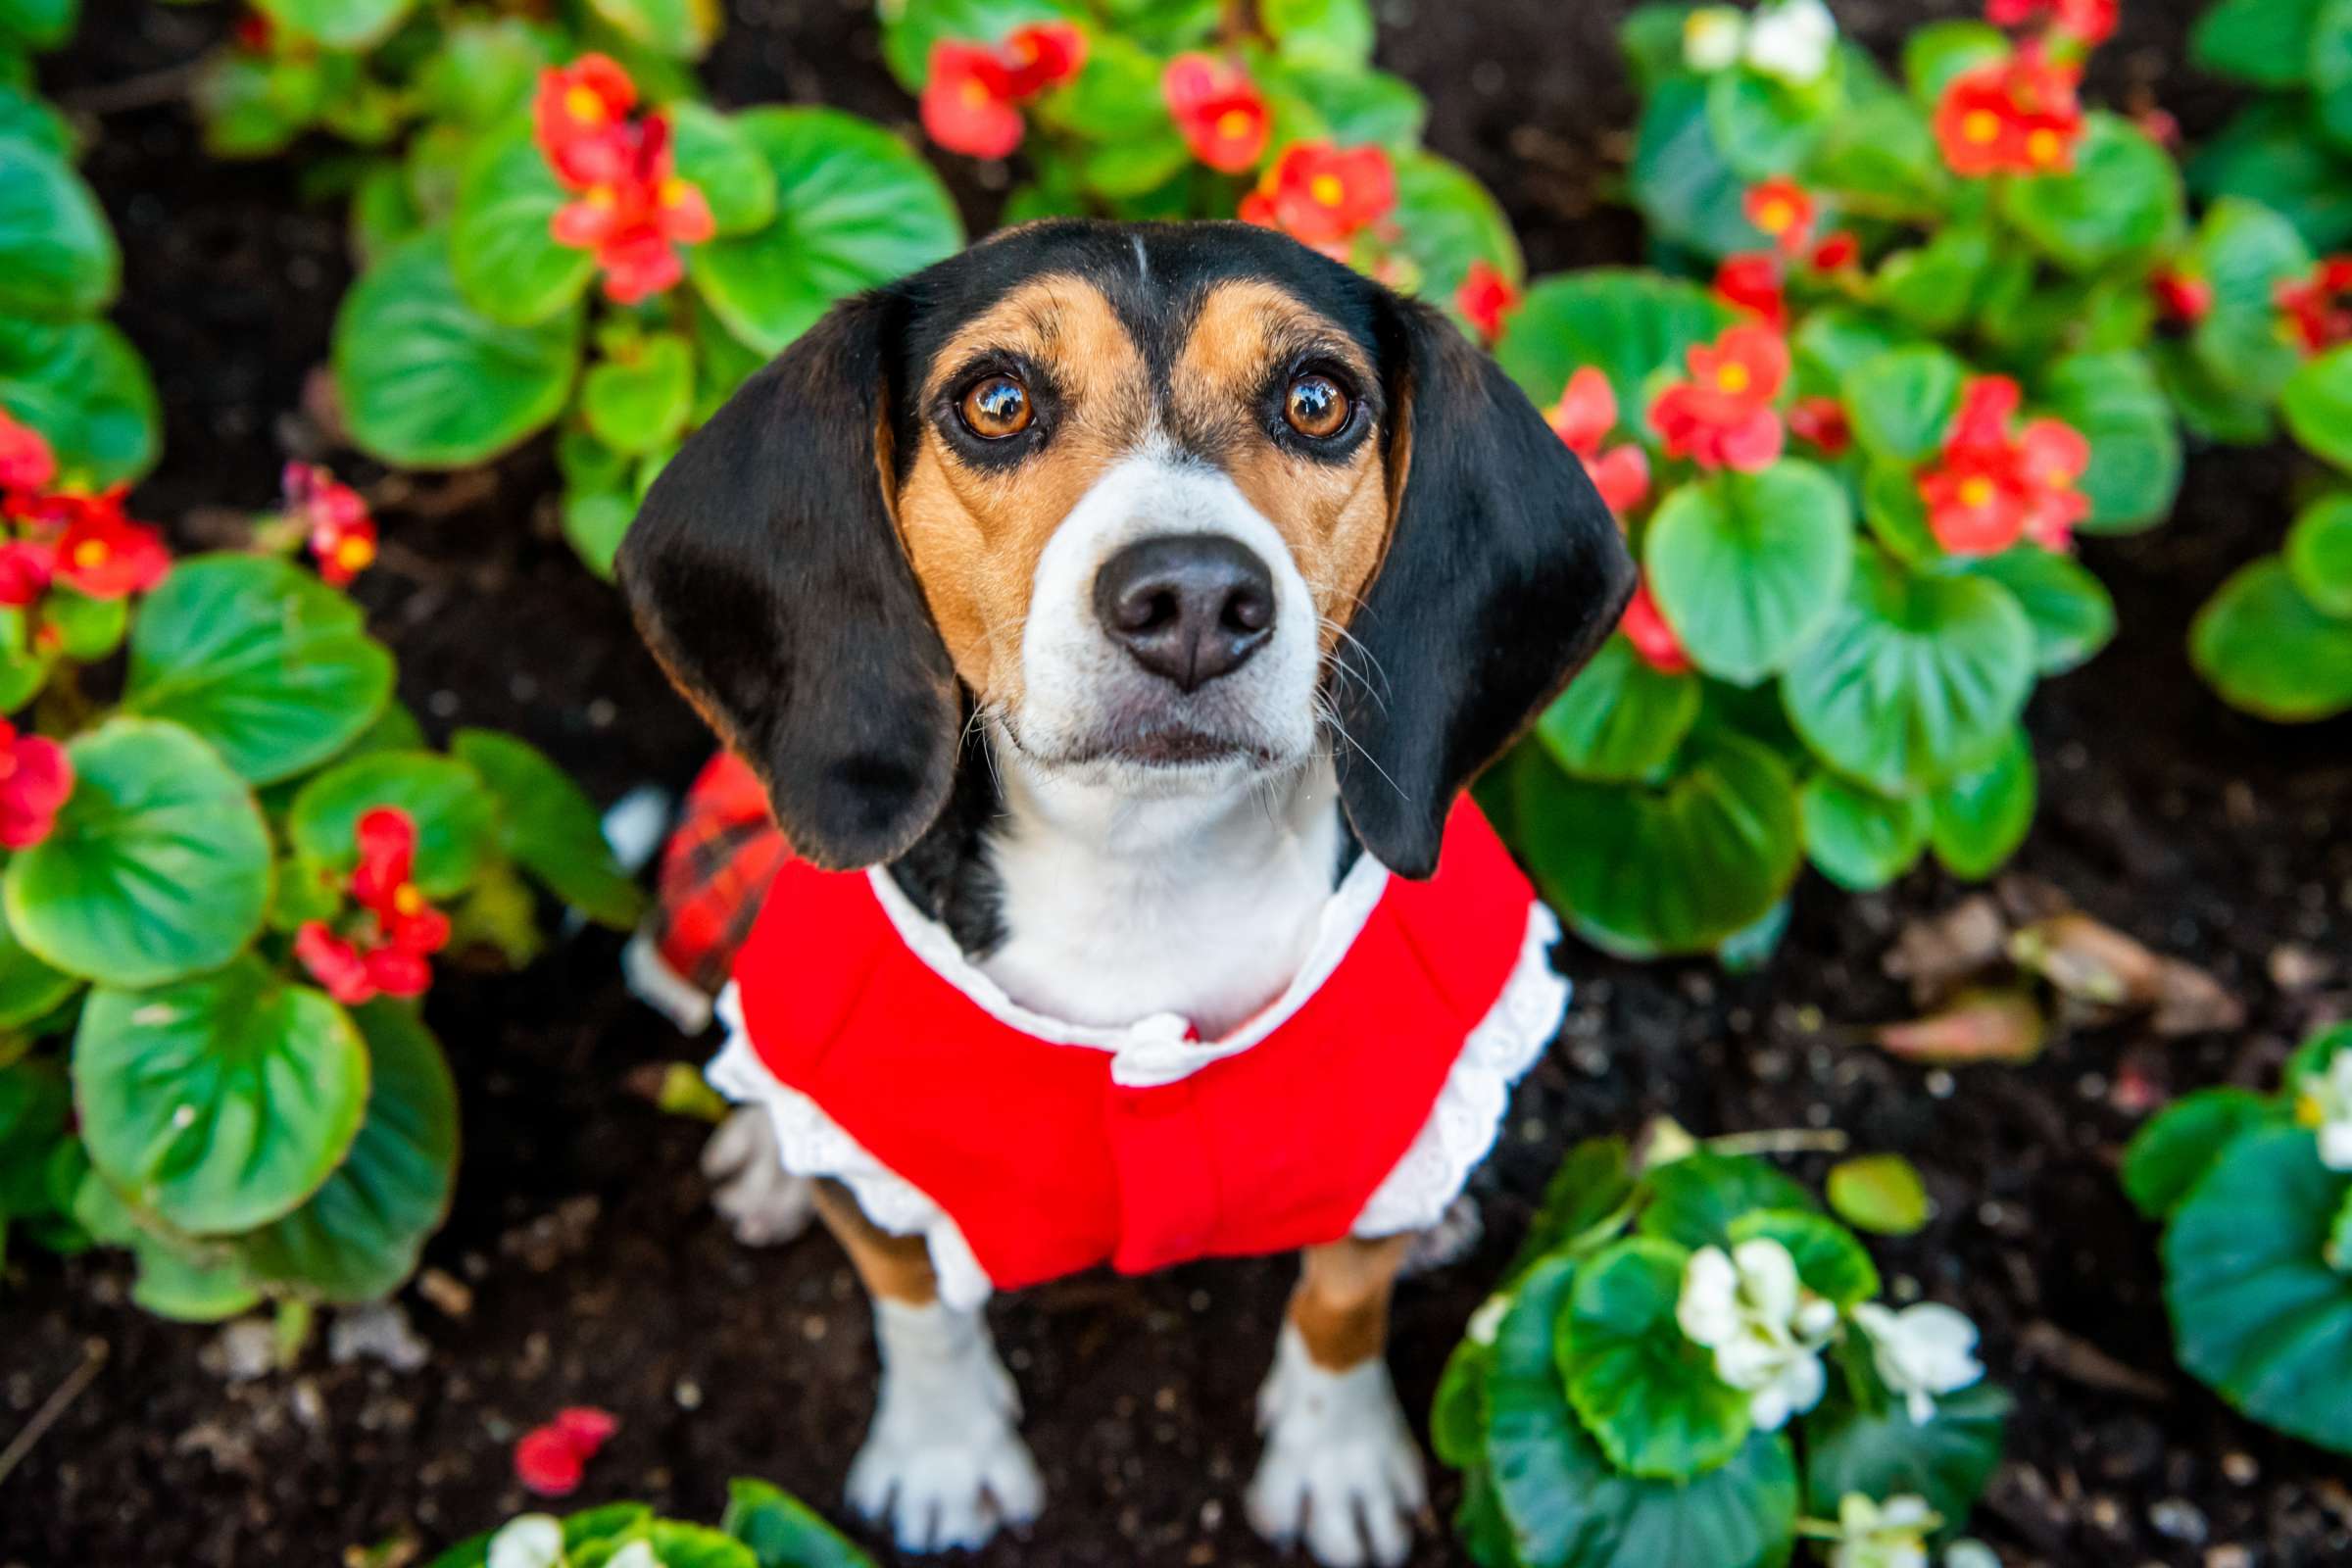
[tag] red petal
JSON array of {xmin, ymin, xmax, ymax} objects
[
  {"xmin": 514, "ymin": 1427, "xmax": 585, "ymax": 1496},
  {"xmin": 553, "ymin": 1406, "xmax": 620, "ymax": 1453}
]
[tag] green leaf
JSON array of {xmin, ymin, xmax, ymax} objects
[
  {"xmin": 1535, "ymin": 638, "xmax": 1701, "ymax": 784},
  {"xmin": 1262, "ymin": 0, "xmax": 1371, "ymax": 70},
  {"xmin": 2287, "ymin": 493, "xmax": 2352, "ymax": 615},
  {"xmin": 1261, "ymin": 61, "xmax": 1425, "ymax": 150},
  {"xmin": 74, "ymin": 956, "xmax": 368, "ymax": 1235},
  {"xmin": 1803, "ymin": 95, "xmax": 1947, "ymax": 221},
  {"xmin": 1801, "ymin": 772, "xmax": 1930, "ymax": 892},
  {"xmin": 1844, "ymin": 346, "xmax": 1966, "ymax": 466},
  {"xmin": 2182, "ymin": 198, "xmax": 2315, "ymax": 412},
  {"xmin": 690, "ymin": 109, "xmax": 963, "ymax": 357},
  {"xmin": 1621, "ymin": 4, "xmax": 1697, "ymax": 93},
  {"xmin": 449, "ymin": 126, "xmax": 597, "ymax": 327},
  {"xmin": 1827, "ymin": 1153, "xmax": 1931, "ymax": 1236},
  {"xmin": 0, "ymin": 0, "xmax": 75, "ymax": 49},
  {"xmin": 1640, "ymin": 1149, "xmax": 1817, "ymax": 1250},
  {"xmin": 0, "ymin": 313, "xmax": 160, "ymax": 487},
  {"xmin": 0, "ymin": 138, "xmax": 117, "ymax": 320},
  {"xmin": 121, "ymin": 555, "xmax": 395, "ymax": 786},
  {"xmin": 1495, "ymin": 270, "xmax": 1733, "ymax": 444},
  {"xmin": 671, "ymin": 103, "xmax": 778, "ymax": 236},
  {"xmin": 1926, "ymin": 723, "xmax": 2035, "ymax": 879},
  {"xmin": 1517, "ymin": 1136, "xmax": 1639, "ymax": 1275},
  {"xmin": 1999, "ymin": 114, "xmax": 2183, "ymax": 274},
  {"xmin": 452, "ymin": 729, "xmax": 645, "ymax": 928},
  {"xmin": 1488, "ymin": 1257, "xmax": 1800, "ymax": 1568},
  {"xmin": 333, "ymin": 232, "xmax": 582, "ymax": 469},
  {"xmin": 1805, "ymin": 1384, "xmax": 2010, "ymax": 1538},
  {"xmin": 288, "ymin": 752, "xmax": 496, "ymax": 899},
  {"xmin": 2285, "ymin": 343, "xmax": 2352, "ymax": 471},
  {"xmin": 4, "ymin": 718, "xmax": 270, "ymax": 987},
  {"xmin": 1630, "ymin": 76, "xmax": 1762, "ymax": 261},
  {"xmin": 1644, "ymin": 463, "xmax": 1853, "ymax": 686},
  {"xmin": 1727, "ymin": 1208, "xmax": 1880, "ymax": 1306},
  {"xmin": 1706, "ymin": 68, "xmax": 1829, "ymax": 183},
  {"xmin": 587, "ymin": 0, "xmax": 719, "ymax": 58},
  {"xmin": 0, "ymin": 898, "xmax": 75, "ymax": 1030},
  {"xmin": 563, "ymin": 484, "xmax": 634, "ymax": 578},
  {"xmin": 193, "ymin": 51, "xmax": 323, "ymax": 158},
  {"xmin": 2190, "ymin": 557, "xmax": 2352, "ymax": 722},
  {"xmin": 2037, "ymin": 350, "xmax": 2180, "ymax": 534},
  {"xmin": 2192, "ymin": 0, "xmax": 2326, "ymax": 84},
  {"xmin": 1962, "ymin": 546, "xmax": 2115, "ymax": 674},
  {"xmin": 2122, "ymin": 1088, "xmax": 2275, "ymax": 1222},
  {"xmin": 252, "ymin": 0, "xmax": 416, "ymax": 48},
  {"xmin": 2165, "ymin": 1127, "xmax": 2352, "ymax": 1454},
  {"xmin": 1513, "ymin": 732, "xmax": 1803, "ymax": 960},
  {"xmin": 582, "ymin": 332, "xmax": 693, "ymax": 456},
  {"xmin": 1859, "ymin": 460, "xmax": 1941, "ymax": 567},
  {"xmin": 1558, "ymin": 1236, "xmax": 1751, "ymax": 1480},
  {"xmin": 129, "ymin": 1240, "xmax": 262, "ymax": 1321},
  {"xmin": 722, "ymin": 1477, "xmax": 880, "ymax": 1568},
  {"xmin": 237, "ymin": 1001, "xmax": 456, "ymax": 1300},
  {"xmin": 2188, "ymin": 99, "xmax": 2352, "ymax": 254},
  {"xmin": 1389, "ymin": 152, "xmax": 1519, "ymax": 311},
  {"xmin": 33, "ymin": 584, "xmax": 122, "ymax": 662},
  {"xmin": 1901, "ymin": 20, "xmax": 2007, "ymax": 104},
  {"xmin": 1873, "ymin": 226, "xmax": 1994, "ymax": 337},
  {"xmin": 1792, "ymin": 307, "xmax": 1927, "ymax": 392},
  {"xmin": 413, "ymin": 18, "xmax": 556, "ymax": 127}
]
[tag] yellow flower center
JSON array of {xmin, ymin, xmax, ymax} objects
[
  {"xmin": 1215, "ymin": 108, "xmax": 1253, "ymax": 140},
  {"xmin": 72, "ymin": 539, "xmax": 107, "ymax": 568},
  {"xmin": 334, "ymin": 536, "xmax": 375, "ymax": 571},
  {"xmin": 659, "ymin": 177, "xmax": 691, "ymax": 208},
  {"xmin": 961, "ymin": 78, "xmax": 993, "ymax": 108},
  {"xmin": 393, "ymin": 884, "xmax": 425, "ymax": 917},
  {"xmin": 565, "ymin": 85, "xmax": 609, "ymax": 125},
  {"xmin": 2297, "ymin": 1093, "xmax": 2325, "ymax": 1129},
  {"xmin": 2027, "ymin": 127, "xmax": 2063, "ymax": 165},
  {"xmin": 1959, "ymin": 476, "xmax": 1995, "ymax": 509},
  {"xmin": 1963, "ymin": 109, "xmax": 2002, "ymax": 145},
  {"xmin": 1715, "ymin": 363, "xmax": 1751, "ymax": 395},
  {"xmin": 1309, "ymin": 173, "xmax": 1346, "ymax": 207},
  {"xmin": 586, "ymin": 186, "xmax": 617, "ymax": 210},
  {"xmin": 1757, "ymin": 199, "xmax": 1794, "ymax": 233}
]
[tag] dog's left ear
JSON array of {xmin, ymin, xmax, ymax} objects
[{"xmin": 1335, "ymin": 295, "xmax": 1637, "ymax": 879}]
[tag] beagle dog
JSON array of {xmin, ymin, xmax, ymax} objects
[{"xmin": 618, "ymin": 219, "xmax": 1633, "ymax": 1567}]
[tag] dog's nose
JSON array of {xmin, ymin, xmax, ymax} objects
[{"xmin": 1093, "ymin": 534, "xmax": 1276, "ymax": 693}]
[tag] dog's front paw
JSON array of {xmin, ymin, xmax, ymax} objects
[
  {"xmin": 846, "ymin": 1406, "xmax": 1044, "ymax": 1552},
  {"xmin": 701, "ymin": 1108, "xmax": 814, "ymax": 1246},
  {"xmin": 1247, "ymin": 1325, "xmax": 1428, "ymax": 1568}
]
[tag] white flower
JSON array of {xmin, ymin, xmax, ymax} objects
[
  {"xmin": 486, "ymin": 1515, "xmax": 567, "ymax": 1568},
  {"xmin": 2298, "ymin": 1050, "xmax": 2352, "ymax": 1171},
  {"xmin": 604, "ymin": 1544, "xmax": 662, "ymax": 1568},
  {"xmin": 1744, "ymin": 0, "xmax": 1838, "ymax": 84},
  {"xmin": 1683, "ymin": 6, "xmax": 1746, "ymax": 72},
  {"xmin": 1677, "ymin": 1239, "xmax": 1838, "ymax": 1431},
  {"xmin": 1829, "ymin": 1494, "xmax": 1937, "ymax": 1568},
  {"xmin": 1466, "ymin": 1294, "xmax": 1510, "ymax": 1347},
  {"xmin": 1943, "ymin": 1540, "xmax": 2003, "ymax": 1568},
  {"xmin": 1852, "ymin": 1301, "xmax": 1984, "ymax": 1425}
]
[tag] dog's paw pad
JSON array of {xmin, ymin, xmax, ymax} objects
[
  {"xmin": 1247, "ymin": 1334, "xmax": 1427, "ymax": 1568},
  {"xmin": 846, "ymin": 1421, "xmax": 1044, "ymax": 1553},
  {"xmin": 701, "ymin": 1109, "xmax": 814, "ymax": 1247}
]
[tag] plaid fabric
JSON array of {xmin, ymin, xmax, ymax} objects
[{"xmin": 647, "ymin": 751, "xmax": 789, "ymax": 997}]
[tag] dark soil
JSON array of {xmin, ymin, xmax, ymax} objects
[{"xmin": 8, "ymin": 2, "xmax": 2352, "ymax": 1565}]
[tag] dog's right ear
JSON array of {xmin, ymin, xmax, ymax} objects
[{"xmin": 617, "ymin": 295, "xmax": 961, "ymax": 870}]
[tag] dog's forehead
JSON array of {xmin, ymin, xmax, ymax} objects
[{"xmin": 898, "ymin": 220, "xmax": 1385, "ymax": 382}]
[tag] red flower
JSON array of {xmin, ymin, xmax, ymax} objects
[
  {"xmin": 999, "ymin": 22, "xmax": 1086, "ymax": 97},
  {"xmin": 0, "ymin": 720, "xmax": 72, "ymax": 849},
  {"xmin": 922, "ymin": 40, "xmax": 1024, "ymax": 158},
  {"xmin": 534, "ymin": 56, "xmax": 638, "ymax": 190},
  {"xmin": 1456, "ymin": 260, "xmax": 1520, "ymax": 345},
  {"xmin": 297, "ymin": 808, "xmax": 451, "ymax": 1004},
  {"xmin": 1547, "ymin": 368, "xmax": 1651, "ymax": 517},
  {"xmin": 1163, "ymin": 53, "xmax": 1270, "ymax": 173},
  {"xmin": 0, "ymin": 410, "xmax": 55, "ymax": 495},
  {"xmin": 1933, "ymin": 46, "xmax": 2084, "ymax": 176},
  {"xmin": 1648, "ymin": 324, "xmax": 1789, "ymax": 473},
  {"xmin": 1713, "ymin": 252, "xmax": 1786, "ymax": 329},
  {"xmin": 2278, "ymin": 258, "xmax": 2352, "ymax": 354},
  {"xmin": 1809, "ymin": 229, "xmax": 1861, "ymax": 272},
  {"xmin": 2015, "ymin": 416, "xmax": 2091, "ymax": 549},
  {"xmin": 0, "ymin": 541, "xmax": 53, "ymax": 608},
  {"xmin": 2136, "ymin": 106, "xmax": 2180, "ymax": 148},
  {"xmin": 1917, "ymin": 374, "xmax": 2091, "ymax": 555},
  {"xmin": 294, "ymin": 923, "xmax": 374, "ymax": 1004},
  {"xmin": 549, "ymin": 115, "xmax": 715, "ymax": 305},
  {"xmin": 1239, "ymin": 143, "xmax": 1396, "ymax": 252},
  {"xmin": 514, "ymin": 1407, "xmax": 619, "ymax": 1497},
  {"xmin": 1986, "ymin": 0, "xmax": 2118, "ymax": 44},
  {"xmin": 1742, "ymin": 178, "xmax": 1815, "ymax": 258},
  {"xmin": 2151, "ymin": 268, "xmax": 2213, "ymax": 326},
  {"xmin": 1620, "ymin": 581, "xmax": 1690, "ymax": 675},
  {"xmin": 50, "ymin": 491, "xmax": 170, "ymax": 600},
  {"xmin": 1788, "ymin": 396, "xmax": 1851, "ymax": 457},
  {"xmin": 284, "ymin": 463, "xmax": 378, "ymax": 587}
]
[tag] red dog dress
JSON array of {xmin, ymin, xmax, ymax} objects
[{"xmin": 654, "ymin": 755, "xmax": 1569, "ymax": 1309}]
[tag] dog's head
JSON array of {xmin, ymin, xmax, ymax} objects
[{"xmin": 620, "ymin": 220, "xmax": 1634, "ymax": 878}]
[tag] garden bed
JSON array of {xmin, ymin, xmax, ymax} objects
[{"xmin": 7, "ymin": 0, "xmax": 2352, "ymax": 1564}]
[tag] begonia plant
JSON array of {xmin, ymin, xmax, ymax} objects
[
  {"xmin": 428, "ymin": 1478, "xmax": 876, "ymax": 1568},
  {"xmin": 2185, "ymin": 0, "xmax": 2352, "ymax": 255}
]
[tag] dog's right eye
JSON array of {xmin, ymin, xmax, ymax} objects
[{"xmin": 959, "ymin": 374, "xmax": 1033, "ymax": 439}]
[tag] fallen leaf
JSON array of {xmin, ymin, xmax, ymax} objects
[
  {"xmin": 1876, "ymin": 988, "xmax": 2047, "ymax": 1065},
  {"xmin": 2008, "ymin": 913, "xmax": 2169, "ymax": 1006},
  {"xmin": 1884, "ymin": 895, "xmax": 2010, "ymax": 1005},
  {"xmin": 2150, "ymin": 957, "xmax": 2246, "ymax": 1037},
  {"xmin": 1827, "ymin": 1153, "xmax": 1931, "ymax": 1236},
  {"xmin": 2019, "ymin": 1321, "xmax": 2172, "ymax": 1402}
]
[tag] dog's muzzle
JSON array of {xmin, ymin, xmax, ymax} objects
[{"xmin": 1092, "ymin": 532, "xmax": 1276, "ymax": 694}]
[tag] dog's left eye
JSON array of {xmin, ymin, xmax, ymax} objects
[
  {"xmin": 1284, "ymin": 374, "xmax": 1351, "ymax": 440},
  {"xmin": 959, "ymin": 373, "xmax": 1033, "ymax": 439}
]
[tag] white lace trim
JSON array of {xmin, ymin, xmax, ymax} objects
[
  {"xmin": 706, "ymin": 903, "xmax": 1568, "ymax": 1300},
  {"xmin": 1352, "ymin": 903, "xmax": 1567, "ymax": 1237}
]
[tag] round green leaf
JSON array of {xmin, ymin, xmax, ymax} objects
[
  {"xmin": 1873, "ymin": 225, "xmax": 1995, "ymax": 337},
  {"xmin": 238, "ymin": 1001, "xmax": 457, "ymax": 1301},
  {"xmin": 1390, "ymin": 152, "xmax": 1519, "ymax": 311},
  {"xmin": 582, "ymin": 332, "xmax": 693, "ymax": 456},
  {"xmin": 449, "ymin": 127, "xmax": 597, "ymax": 326},
  {"xmin": 0, "ymin": 313, "xmax": 160, "ymax": 487},
  {"xmin": 670, "ymin": 102, "xmax": 778, "ymax": 237},
  {"xmin": 1927, "ymin": 723, "xmax": 2035, "ymax": 880},
  {"xmin": 2285, "ymin": 344, "xmax": 2352, "ymax": 472},
  {"xmin": 2288, "ymin": 493, "xmax": 2352, "ymax": 616},
  {"xmin": 1843, "ymin": 346, "xmax": 1965, "ymax": 466},
  {"xmin": 0, "ymin": 896, "xmax": 74, "ymax": 1030},
  {"xmin": 1630, "ymin": 75, "xmax": 1761, "ymax": 261},
  {"xmin": 1495, "ymin": 270, "xmax": 1733, "ymax": 444},
  {"xmin": 120, "ymin": 554, "xmax": 394, "ymax": 786},
  {"xmin": 1263, "ymin": 0, "xmax": 1372, "ymax": 69},
  {"xmin": 128, "ymin": 1240, "xmax": 263, "ymax": 1322},
  {"xmin": 1726, "ymin": 1208, "xmax": 1880, "ymax": 1307},
  {"xmin": 721, "ymin": 1478, "xmax": 881, "ymax": 1568},
  {"xmin": 2038, "ymin": 350, "xmax": 2182, "ymax": 533},
  {"xmin": 1558, "ymin": 1236, "xmax": 1750, "ymax": 1480},
  {"xmin": 253, "ymin": 0, "xmax": 416, "ymax": 49},
  {"xmin": 193, "ymin": 49, "xmax": 322, "ymax": 157},
  {"xmin": 333, "ymin": 231, "xmax": 582, "ymax": 469},
  {"xmin": 1646, "ymin": 464, "xmax": 1853, "ymax": 686},
  {"xmin": 2183, "ymin": 197, "xmax": 2314, "ymax": 410},
  {"xmin": 3, "ymin": 718, "xmax": 270, "ymax": 987},
  {"xmin": 2314, "ymin": 0, "xmax": 2352, "ymax": 151},
  {"xmin": 1801, "ymin": 772, "xmax": 1930, "ymax": 892},
  {"xmin": 1783, "ymin": 551, "xmax": 2034, "ymax": 796},
  {"xmin": 1805, "ymin": 1384, "xmax": 2010, "ymax": 1538},
  {"xmin": 1792, "ymin": 307, "xmax": 1930, "ymax": 393},
  {"xmin": 1706, "ymin": 68, "xmax": 1829, "ymax": 183},
  {"xmin": 1535, "ymin": 637, "xmax": 1701, "ymax": 784},
  {"xmin": 1901, "ymin": 20, "xmax": 2008, "ymax": 104},
  {"xmin": 2166, "ymin": 1127, "xmax": 2352, "ymax": 1454},
  {"xmin": 2187, "ymin": 99, "xmax": 2352, "ymax": 254},
  {"xmin": 451, "ymin": 728, "xmax": 645, "ymax": 928},
  {"xmin": 690, "ymin": 109, "xmax": 962, "ymax": 357},
  {"xmin": 0, "ymin": 0, "xmax": 76, "ymax": 49},
  {"xmin": 1804, "ymin": 95, "xmax": 1948, "ymax": 223},
  {"xmin": 413, "ymin": 18, "xmax": 557, "ymax": 128},
  {"xmin": 1999, "ymin": 114, "xmax": 2183, "ymax": 274},
  {"xmin": 1962, "ymin": 545, "xmax": 2116, "ymax": 674},
  {"xmin": 2122, "ymin": 1087, "xmax": 2276, "ymax": 1222},
  {"xmin": 586, "ymin": 0, "xmax": 718, "ymax": 58},
  {"xmin": 563, "ymin": 484, "xmax": 634, "ymax": 577},
  {"xmin": 288, "ymin": 752, "xmax": 496, "ymax": 899},
  {"xmin": 74, "ymin": 956, "xmax": 368, "ymax": 1235},
  {"xmin": 0, "ymin": 138, "xmax": 115, "ymax": 321},
  {"xmin": 2191, "ymin": 556, "xmax": 2352, "ymax": 722},
  {"xmin": 1827, "ymin": 1153, "xmax": 1931, "ymax": 1237},
  {"xmin": 1639, "ymin": 1150, "xmax": 1819, "ymax": 1252},
  {"xmin": 1514, "ymin": 733, "xmax": 1803, "ymax": 960},
  {"xmin": 2192, "ymin": 0, "xmax": 2327, "ymax": 85}
]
